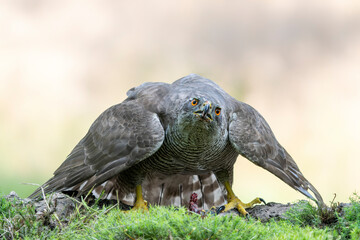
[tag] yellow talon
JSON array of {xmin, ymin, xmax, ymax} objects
[
  {"xmin": 222, "ymin": 181, "xmax": 264, "ymax": 216},
  {"xmin": 131, "ymin": 185, "xmax": 148, "ymax": 212}
]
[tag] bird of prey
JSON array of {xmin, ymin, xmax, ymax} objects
[{"xmin": 30, "ymin": 74, "xmax": 324, "ymax": 215}]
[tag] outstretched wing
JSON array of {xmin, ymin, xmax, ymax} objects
[
  {"xmin": 228, "ymin": 101, "xmax": 324, "ymax": 204},
  {"xmin": 30, "ymin": 99, "xmax": 165, "ymax": 199}
]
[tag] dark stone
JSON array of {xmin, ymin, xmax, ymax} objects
[{"xmin": 247, "ymin": 202, "xmax": 295, "ymax": 222}]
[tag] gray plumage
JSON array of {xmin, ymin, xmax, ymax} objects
[{"xmin": 30, "ymin": 74, "xmax": 323, "ymax": 208}]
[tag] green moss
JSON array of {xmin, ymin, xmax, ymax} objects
[
  {"xmin": 285, "ymin": 193, "xmax": 360, "ymax": 239},
  {"xmin": 2, "ymin": 194, "xmax": 360, "ymax": 239},
  {"xmin": 57, "ymin": 206, "xmax": 331, "ymax": 240}
]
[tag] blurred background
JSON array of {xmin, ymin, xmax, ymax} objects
[{"xmin": 1, "ymin": 0, "xmax": 359, "ymax": 204}]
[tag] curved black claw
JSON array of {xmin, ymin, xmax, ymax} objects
[
  {"xmin": 259, "ymin": 198, "xmax": 266, "ymax": 205},
  {"xmin": 245, "ymin": 212, "xmax": 250, "ymax": 219},
  {"xmin": 216, "ymin": 205, "xmax": 225, "ymax": 215}
]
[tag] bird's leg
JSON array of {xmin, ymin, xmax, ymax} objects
[
  {"xmin": 131, "ymin": 185, "xmax": 148, "ymax": 211},
  {"xmin": 222, "ymin": 181, "xmax": 265, "ymax": 216}
]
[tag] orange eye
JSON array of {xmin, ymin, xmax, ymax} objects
[
  {"xmin": 215, "ymin": 108, "xmax": 221, "ymax": 115},
  {"xmin": 191, "ymin": 99, "xmax": 199, "ymax": 106}
]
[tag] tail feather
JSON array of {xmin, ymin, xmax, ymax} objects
[{"xmin": 89, "ymin": 172, "xmax": 226, "ymax": 209}]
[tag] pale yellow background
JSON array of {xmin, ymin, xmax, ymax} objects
[{"xmin": 1, "ymin": 1, "xmax": 359, "ymax": 204}]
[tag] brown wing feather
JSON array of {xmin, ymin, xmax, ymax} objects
[
  {"xmin": 29, "ymin": 101, "xmax": 165, "ymax": 199},
  {"xmin": 228, "ymin": 102, "xmax": 324, "ymax": 205}
]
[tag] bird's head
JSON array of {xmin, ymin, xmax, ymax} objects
[
  {"xmin": 190, "ymin": 98, "xmax": 221, "ymax": 123},
  {"xmin": 174, "ymin": 95, "xmax": 226, "ymax": 134}
]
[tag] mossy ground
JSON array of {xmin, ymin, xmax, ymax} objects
[{"xmin": 1, "ymin": 193, "xmax": 359, "ymax": 239}]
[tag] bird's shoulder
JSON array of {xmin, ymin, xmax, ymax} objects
[{"xmin": 125, "ymin": 82, "xmax": 171, "ymax": 114}]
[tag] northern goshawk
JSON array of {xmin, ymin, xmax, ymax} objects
[{"xmin": 30, "ymin": 74, "xmax": 324, "ymax": 215}]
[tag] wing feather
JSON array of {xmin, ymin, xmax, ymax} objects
[
  {"xmin": 30, "ymin": 99, "xmax": 165, "ymax": 199},
  {"xmin": 228, "ymin": 102, "xmax": 324, "ymax": 205}
]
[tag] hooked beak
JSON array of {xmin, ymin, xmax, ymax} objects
[{"xmin": 194, "ymin": 101, "xmax": 213, "ymax": 121}]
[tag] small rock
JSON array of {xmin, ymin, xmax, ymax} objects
[
  {"xmin": 34, "ymin": 192, "xmax": 76, "ymax": 223},
  {"xmin": 247, "ymin": 202, "xmax": 295, "ymax": 222},
  {"xmin": 5, "ymin": 191, "xmax": 20, "ymax": 200}
]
